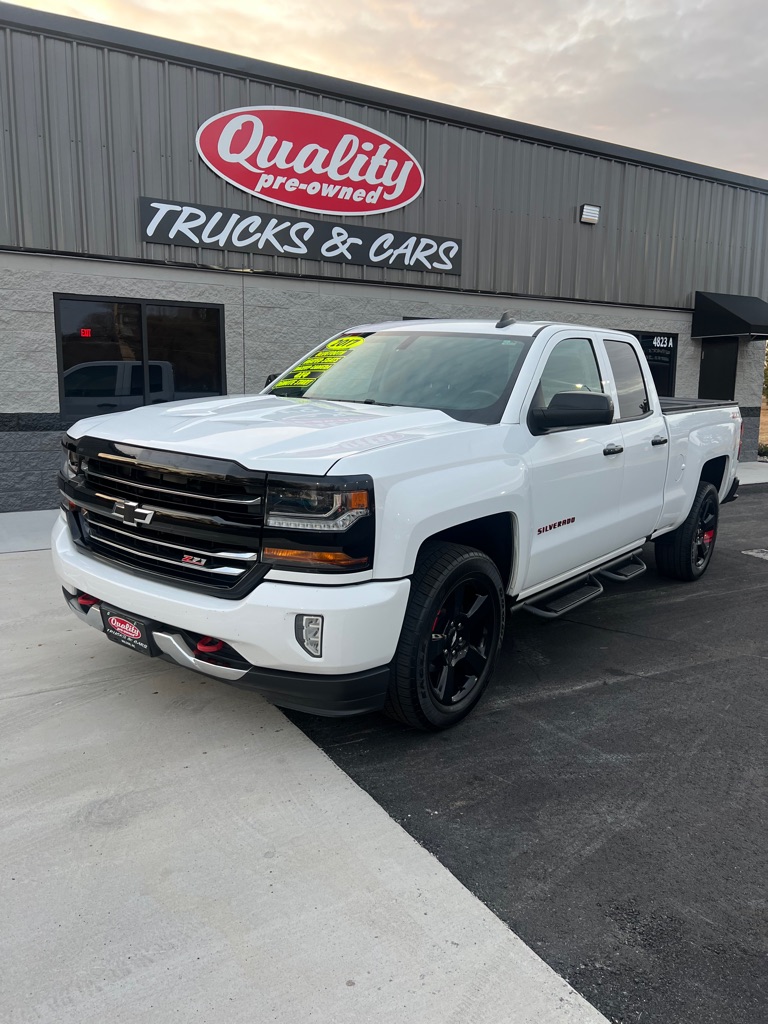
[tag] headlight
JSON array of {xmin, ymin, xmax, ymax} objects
[
  {"xmin": 262, "ymin": 475, "xmax": 375, "ymax": 572},
  {"xmin": 266, "ymin": 483, "xmax": 370, "ymax": 531},
  {"xmin": 60, "ymin": 438, "xmax": 82, "ymax": 480}
]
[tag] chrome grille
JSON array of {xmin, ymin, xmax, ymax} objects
[
  {"xmin": 81, "ymin": 451, "xmax": 264, "ymax": 524},
  {"xmin": 61, "ymin": 439, "xmax": 267, "ymax": 597}
]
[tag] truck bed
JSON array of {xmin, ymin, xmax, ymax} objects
[{"xmin": 659, "ymin": 396, "xmax": 739, "ymax": 415}]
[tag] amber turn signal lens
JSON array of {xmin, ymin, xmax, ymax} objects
[
  {"xmin": 262, "ymin": 546, "xmax": 368, "ymax": 568},
  {"xmin": 347, "ymin": 490, "xmax": 369, "ymax": 510}
]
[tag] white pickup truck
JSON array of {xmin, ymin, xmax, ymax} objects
[{"xmin": 53, "ymin": 315, "xmax": 741, "ymax": 730}]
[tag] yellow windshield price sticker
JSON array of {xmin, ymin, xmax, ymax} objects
[{"xmin": 273, "ymin": 335, "xmax": 366, "ymax": 388}]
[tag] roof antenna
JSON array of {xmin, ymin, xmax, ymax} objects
[{"xmin": 495, "ymin": 310, "xmax": 516, "ymax": 329}]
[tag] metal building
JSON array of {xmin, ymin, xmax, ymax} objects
[{"xmin": 1, "ymin": 1, "xmax": 767, "ymax": 512}]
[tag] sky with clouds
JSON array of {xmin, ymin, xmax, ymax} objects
[{"xmin": 8, "ymin": 0, "xmax": 768, "ymax": 179}]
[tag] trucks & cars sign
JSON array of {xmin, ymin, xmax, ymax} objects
[{"xmin": 140, "ymin": 198, "xmax": 462, "ymax": 274}]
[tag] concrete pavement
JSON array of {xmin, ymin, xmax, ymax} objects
[
  {"xmin": 733, "ymin": 459, "xmax": 768, "ymax": 486},
  {"xmin": 1, "ymin": 541, "xmax": 608, "ymax": 1024},
  {"xmin": 0, "ymin": 508, "xmax": 59, "ymax": 552}
]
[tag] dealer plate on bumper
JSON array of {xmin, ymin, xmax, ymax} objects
[{"xmin": 101, "ymin": 606, "xmax": 159, "ymax": 656}]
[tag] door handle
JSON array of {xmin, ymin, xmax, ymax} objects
[
  {"xmin": 603, "ymin": 443, "xmax": 624, "ymax": 456},
  {"xmin": 651, "ymin": 435, "xmax": 669, "ymax": 446}
]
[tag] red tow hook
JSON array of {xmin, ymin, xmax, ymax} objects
[
  {"xmin": 196, "ymin": 636, "xmax": 225, "ymax": 655},
  {"xmin": 77, "ymin": 594, "xmax": 99, "ymax": 608}
]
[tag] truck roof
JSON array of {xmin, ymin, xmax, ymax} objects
[
  {"xmin": 342, "ymin": 318, "xmax": 632, "ymax": 338},
  {"xmin": 342, "ymin": 318, "xmax": 543, "ymax": 336}
]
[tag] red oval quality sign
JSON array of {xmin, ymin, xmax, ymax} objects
[
  {"xmin": 195, "ymin": 106, "xmax": 424, "ymax": 216},
  {"xmin": 108, "ymin": 616, "xmax": 141, "ymax": 640}
]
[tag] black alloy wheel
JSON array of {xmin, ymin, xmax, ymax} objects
[
  {"xmin": 692, "ymin": 489, "xmax": 718, "ymax": 572},
  {"xmin": 385, "ymin": 542, "xmax": 505, "ymax": 730},
  {"xmin": 427, "ymin": 577, "xmax": 497, "ymax": 708},
  {"xmin": 655, "ymin": 480, "xmax": 720, "ymax": 582}
]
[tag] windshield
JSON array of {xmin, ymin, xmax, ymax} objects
[{"xmin": 267, "ymin": 331, "xmax": 531, "ymax": 423}]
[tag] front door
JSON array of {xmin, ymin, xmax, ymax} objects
[
  {"xmin": 699, "ymin": 337, "xmax": 739, "ymax": 400},
  {"xmin": 522, "ymin": 335, "xmax": 626, "ymax": 592}
]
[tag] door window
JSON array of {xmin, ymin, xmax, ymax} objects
[
  {"xmin": 63, "ymin": 363, "xmax": 120, "ymax": 397},
  {"xmin": 129, "ymin": 363, "xmax": 165, "ymax": 396},
  {"xmin": 532, "ymin": 337, "xmax": 603, "ymax": 410},
  {"xmin": 604, "ymin": 340, "xmax": 650, "ymax": 420}
]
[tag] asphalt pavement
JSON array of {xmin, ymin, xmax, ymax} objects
[{"xmin": 287, "ymin": 486, "xmax": 768, "ymax": 1024}]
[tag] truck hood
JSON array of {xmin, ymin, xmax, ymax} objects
[{"xmin": 68, "ymin": 395, "xmax": 482, "ymax": 474}]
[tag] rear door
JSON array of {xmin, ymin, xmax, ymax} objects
[
  {"xmin": 602, "ymin": 337, "xmax": 668, "ymax": 542},
  {"xmin": 522, "ymin": 333, "xmax": 627, "ymax": 592}
]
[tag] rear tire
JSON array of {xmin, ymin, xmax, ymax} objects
[
  {"xmin": 384, "ymin": 542, "xmax": 505, "ymax": 731},
  {"xmin": 654, "ymin": 481, "xmax": 719, "ymax": 581}
]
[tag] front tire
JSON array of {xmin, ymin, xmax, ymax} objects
[
  {"xmin": 384, "ymin": 542, "xmax": 505, "ymax": 731},
  {"xmin": 654, "ymin": 480, "xmax": 719, "ymax": 581}
]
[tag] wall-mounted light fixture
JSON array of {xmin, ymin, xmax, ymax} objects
[{"xmin": 580, "ymin": 204, "xmax": 601, "ymax": 225}]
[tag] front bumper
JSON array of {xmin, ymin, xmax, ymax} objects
[
  {"xmin": 64, "ymin": 589, "xmax": 390, "ymax": 715},
  {"xmin": 53, "ymin": 518, "xmax": 409, "ymax": 716}
]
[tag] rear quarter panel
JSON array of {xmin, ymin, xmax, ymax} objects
[{"xmin": 657, "ymin": 408, "xmax": 740, "ymax": 531}]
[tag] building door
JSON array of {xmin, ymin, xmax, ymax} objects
[{"xmin": 698, "ymin": 337, "xmax": 738, "ymax": 400}]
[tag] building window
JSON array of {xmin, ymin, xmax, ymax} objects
[
  {"xmin": 629, "ymin": 332, "xmax": 678, "ymax": 397},
  {"xmin": 55, "ymin": 295, "xmax": 225, "ymax": 420}
]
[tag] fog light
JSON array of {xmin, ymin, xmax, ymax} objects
[{"xmin": 295, "ymin": 614, "xmax": 323, "ymax": 658}]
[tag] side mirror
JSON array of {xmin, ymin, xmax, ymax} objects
[
  {"xmin": 530, "ymin": 390, "xmax": 614, "ymax": 433},
  {"xmin": 264, "ymin": 373, "xmax": 279, "ymax": 387}
]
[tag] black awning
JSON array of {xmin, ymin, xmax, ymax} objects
[{"xmin": 692, "ymin": 291, "xmax": 768, "ymax": 339}]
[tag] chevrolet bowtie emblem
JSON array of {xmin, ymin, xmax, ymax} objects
[{"xmin": 111, "ymin": 500, "xmax": 155, "ymax": 526}]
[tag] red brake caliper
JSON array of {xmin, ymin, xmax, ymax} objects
[{"xmin": 703, "ymin": 530, "xmax": 715, "ymax": 545}]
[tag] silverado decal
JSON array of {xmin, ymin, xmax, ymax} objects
[{"xmin": 538, "ymin": 517, "xmax": 575, "ymax": 535}]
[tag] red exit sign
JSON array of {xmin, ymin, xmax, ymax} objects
[{"xmin": 80, "ymin": 328, "xmax": 92, "ymax": 337}]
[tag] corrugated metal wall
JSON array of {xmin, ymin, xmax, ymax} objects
[{"xmin": 2, "ymin": 20, "xmax": 768, "ymax": 307}]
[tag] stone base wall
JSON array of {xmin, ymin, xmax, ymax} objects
[
  {"xmin": 0, "ymin": 420, "xmax": 67, "ymax": 513},
  {"xmin": 740, "ymin": 411, "xmax": 761, "ymax": 462}
]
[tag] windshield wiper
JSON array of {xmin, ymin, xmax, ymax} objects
[{"xmin": 306, "ymin": 397, "xmax": 395, "ymax": 406}]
